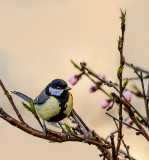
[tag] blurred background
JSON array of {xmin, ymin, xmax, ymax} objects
[{"xmin": 0, "ymin": 0, "xmax": 149, "ymax": 159}]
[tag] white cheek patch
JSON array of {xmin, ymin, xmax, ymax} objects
[{"xmin": 49, "ymin": 87, "xmax": 64, "ymax": 96}]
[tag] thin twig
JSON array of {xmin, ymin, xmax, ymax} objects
[
  {"xmin": 105, "ymin": 130, "xmax": 118, "ymax": 141},
  {"xmin": 123, "ymin": 75, "xmax": 149, "ymax": 81},
  {"xmin": 84, "ymin": 72, "xmax": 111, "ymax": 98},
  {"xmin": 106, "ymin": 113, "xmax": 139, "ymax": 132},
  {"xmin": 140, "ymin": 72, "xmax": 149, "ymax": 128},
  {"xmin": 105, "ymin": 117, "xmax": 129, "ymax": 141},
  {"xmin": 146, "ymin": 80, "xmax": 149, "ymax": 109},
  {"xmin": 131, "ymin": 64, "xmax": 149, "ymax": 128},
  {"xmin": 80, "ymin": 63, "xmax": 119, "ymax": 93},
  {"xmin": 122, "ymin": 140, "xmax": 131, "ymax": 160},
  {"xmin": 107, "ymin": 98, "xmax": 116, "ymax": 111},
  {"xmin": 125, "ymin": 62, "xmax": 149, "ymax": 74},
  {"xmin": 71, "ymin": 60, "xmax": 111, "ymax": 98},
  {"xmin": 0, "ymin": 79, "xmax": 25, "ymax": 124},
  {"xmin": 119, "ymin": 149, "xmax": 136, "ymax": 160},
  {"xmin": 122, "ymin": 94, "xmax": 147, "ymax": 127},
  {"xmin": 35, "ymin": 114, "xmax": 43, "ymax": 129}
]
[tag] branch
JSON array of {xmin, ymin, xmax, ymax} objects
[
  {"xmin": 112, "ymin": 93, "xmax": 149, "ymax": 141},
  {"xmin": 119, "ymin": 149, "xmax": 136, "ymax": 160},
  {"xmin": 122, "ymin": 140, "xmax": 131, "ymax": 160},
  {"xmin": 106, "ymin": 113, "xmax": 139, "ymax": 132},
  {"xmin": 110, "ymin": 135, "xmax": 116, "ymax": 160},
  {"xmin": 131, "ymin": 64, "xmax": 149, "ymax": 128},
  {"xmin": 146, "ymin": 80, "xmax": 149, "ymax": 109},
  {"xmin": 116, "ymin": 9, "xmax": 126, "ymax": 158},
  {"xmin": 105, "ymin": 129, "xmax": 118, "ymax": 141},
  {"xmin": 80, "ymin": 63, "xmax": 119, "ymax": 93},
  {"xmin": 123, "ymin": 75, "xmax": 149, "ymax": 81},
  {"xmin": 0, "ymin": 107, "xmax": 112, "ymax": 159},
  {"xmin": 0, "ymin": 79, "xmax": 25, "ymax": 124},
  {"xmin": 79, "ymin": 63, "xmax": 147, "ymax": 127},
  {"xmin": 71, "ymin": 60, "xmax": 111, "ymax": 98},
  {"xmin": 125, "ymin": 62, "xmax": 149, "ymax": 74}
]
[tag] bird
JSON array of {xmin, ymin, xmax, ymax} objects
[{"xmin": 12, "ymin": 79, "xmax": 73, "ymax": 137}]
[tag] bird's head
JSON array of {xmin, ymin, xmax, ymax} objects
[{"xmin": 45, "ymin": 79, "xmax": 71, "ymax": 96}]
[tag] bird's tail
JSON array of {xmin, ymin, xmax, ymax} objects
[
  {"xmin": 11, "ymin": 91, "xmax": 31, "ymax": 103},
  {"xmin": 71, "ymin": 109, "xmax": 90, "ymax": 133}
]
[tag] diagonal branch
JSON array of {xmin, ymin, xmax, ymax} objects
[
  {"xmin": 80, "ymin": 63, "xmax": 119, "ymax": 93},
  {"xmin": 0, "ymin": 107, "xmax": 112, "ymax": 159},
  {"xmin": 122, "ymin": 140, "xmax": 131, "ymax": 160},
  {"xmin": 106, "ymin": 113, "xmax": 139, "ymax": 132},
  {"xmin": 112, "ymin": 93, "xmax": 149, "ymax": 141},
  {"xmin": 0, "ymin": 79, "xmax": 25, "ymax": 124},
  {"xmin": 125, "ymin": 62, "xmax": 149, "ymax": 74},
  {"xmin": 131, "ymin": 64, "xmax": 149, "ymax": 128}
]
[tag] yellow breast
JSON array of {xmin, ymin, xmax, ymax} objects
[
  {"xmin": 35, "ymin": 96, "xmax": 61, "ymax": 121},
  {"xmin": 64, "ymin": 92, "xmax": 73, "ymax": 116}
]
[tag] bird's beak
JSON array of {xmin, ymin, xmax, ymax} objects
[{"xmin": 65, "ymin": 87, "xmax": 71, "ymax": 91}]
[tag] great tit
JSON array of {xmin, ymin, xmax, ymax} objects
[{"xmin": 12, "ymin": 79, "xmax": 73, "ymax": 136}]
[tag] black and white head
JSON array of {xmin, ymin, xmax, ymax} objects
[{"xmin": 45, "ymin": 79, "xmax": 71, "ymax": 97}]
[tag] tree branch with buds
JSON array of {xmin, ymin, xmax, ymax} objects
[{"xmin": 2, "ymin": 9, "xmax": 149, "ymax": 159}]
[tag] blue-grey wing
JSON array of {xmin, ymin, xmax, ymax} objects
[
  {"xmin": 11, "ymin": 91, "xmax": 31, "ymax": 103},
  {"xmin": 34, "ymin": 89, "xmax": 49, "ymax": 104}
]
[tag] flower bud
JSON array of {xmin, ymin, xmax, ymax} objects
[
  {"xmin": 99, "ymin": 74, "xmax": 106, "ymax": 81},
  {"xmin": 89, "ymin": 83, "xmax": 97, "ymax": 92},
  {"xmin": 81, "ymin": 61, "xmax": 87, "ymax": 66},
  {"xmin": 123, "ymin": 90, "xmax": 132, "ymax": 102},
  {"xmin": 126, "ymin": 121, "xmax": 133, "ymax": 128},
  {"xmin": 101, "ymin": 100, "xmax": 110, "ymax": 109},
  {"xmin": 68, "ymin": 75, "xmax": 80, "ymax": 85}
]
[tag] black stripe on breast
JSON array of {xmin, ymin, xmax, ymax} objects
[
  {"xmin": 47, "ymin": 91, "xmax": 69, "ymax": 122},
  {"xmin": 48, "ymin": 112, "xmax": 67, "ymax": 122}
]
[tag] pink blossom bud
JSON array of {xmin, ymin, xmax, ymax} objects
[
  {"xmin": 123, "ymin": 90, "xmax": 132, "ymax": 102},
  {"xmin": 126, "ymin": 121, "xmax": 133, "ymax": 128},
  {"xmin": 68, "ymin": 75, "xmax": 80, "ymax": 85},
  {"xmin": 89, "ymin": 83, "xmax": 97, "ymax": 92},
  {"xmin": 101, "ymin": 100, "xmax": 110, "ymax": 109},
  {"xmin": 99, "ymin": 74, "xmax": 106, "ymax": 81},
  {"xmin": 81, "ymin": 61, "xmax": 87, "ymax": 66}
]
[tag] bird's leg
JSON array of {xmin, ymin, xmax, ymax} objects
[
  {"xmin": 58, "ymin": 122, "xmax": 69, "ymax": 139},
  {"xmin": 42, "ymin": 120, "xmax": 48, "ymax": 135}
]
